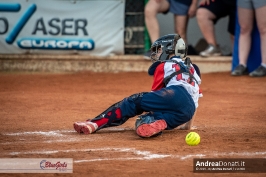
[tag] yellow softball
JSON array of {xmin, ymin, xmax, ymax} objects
[{"xmin": 185, "ymin": 132, "xmax": 200, "ymax": 146}]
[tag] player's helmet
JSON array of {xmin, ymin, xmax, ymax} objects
[{"xmin": 150, "ymin": 34, "xmax": 187, "ymax": 62}]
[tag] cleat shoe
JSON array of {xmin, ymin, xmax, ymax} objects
[
  {"xmin": 199, "ymin": 44, "xmax": 222, "ymax": 57},
  {"xmin": 136, "ymin": 119, "xmax": 167, "ymax": 138},
  {"xmin": 231, "ymin": 64, "xmax": 248, "ymax": 76},
  {"xmin": 73, "ymin": 121, "xmax": 98, "ymax": 134},
  {"xmin": 81, "ymin": 122, "xmax": 98, "ymax": 134},
  {"xmin": 249, "ymin": 65, "xmax": 266, "ymax": 77},
  {"xmin": 73, "ymin": 121, "xmax": 86, "ymax": 133}
]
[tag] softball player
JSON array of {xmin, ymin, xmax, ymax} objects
[{"xmin": 74, "ymin": 34, "xmax": 202, "ymax": 138}]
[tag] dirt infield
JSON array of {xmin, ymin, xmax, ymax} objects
[{"xmin": 0, "ymin": 71, "xmax": 266, "ymax": 177}]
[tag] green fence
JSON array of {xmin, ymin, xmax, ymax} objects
[{"xmin": 124, "ymin": 0, "xmax": 150, "ymax": 54}]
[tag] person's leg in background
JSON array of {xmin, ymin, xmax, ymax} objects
[
  {"xmin": 170, "ymin": 0, "xmax": 197, "ymax": 44},
  {"xmin": 250, "ymin": 2, "xmax": 266, "ymax": 77},
  {"xmin": 231, "ymin": 5, "xmax": 253, "ymax": 76},
  {"xmin": 196, "ymin": 8, "xmax": 218, "ymax": 48},
  {"xmin": 145, "ymin": 0, "xmax": 170, "ymax": 43},
  {"xmin": 196, "ymin": 1, "xmax": 222, "ymax": 57},
  {"xmin": 174, "ymin": 15, "xmax": 189, "ymax": 43}
]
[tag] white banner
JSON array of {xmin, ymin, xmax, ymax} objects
[
  {"xmin": 0, "ymin": 158, "xmax": 73, "ymax": 173},
  {"xmin": 0, "ymin": 0, "xmax": 125, "ymax": 56}
]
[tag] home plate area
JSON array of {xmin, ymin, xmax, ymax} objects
[{"xmin": 2, "ymin": 129, "xmax": 266, "ymax": 163}]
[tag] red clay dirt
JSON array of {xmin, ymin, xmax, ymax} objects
[{"xmin": 0, "ymin": 71, "xmax": 266, "ymax": 177}]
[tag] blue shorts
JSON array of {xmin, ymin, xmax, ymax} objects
[
  {"xmin": 237, "ymin": 0, "xmax": 266, "ymax": 9},
  {"xmin": 167, "ymin": 0, "xmax": 192, "ymax": 15},
  {"xmin": 140, "ymin": 85, "xmax": 196, "ymax": 130},
  {"xmin": 105, "ymin": 86, "xmax": 195, "ymax": 130}
]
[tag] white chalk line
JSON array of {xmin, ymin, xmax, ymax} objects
[
  {"xmin": 8, "ymin": 148, "xmax": 171, "ymax": 162},
  {"xmin": 6, "ymin": 147, "xmax": 266, "ymax": 163},
  {"xmin": 1, "ymin": 128, "xmax": 129, "ymax": 145},
  {"xmin": 2, "ymin": 127, "xmax": 132, "ymax": 137},
  {"xmin": 2, "ymin": 130, "xmax": 266, "ymax": 163},
  {"xmin": 3, "ymin": 130, "xmax": 74, "ymax": 136},
  {"xmin": 1, "ymin": 137, "xmax": 98, "ymax": 145}
]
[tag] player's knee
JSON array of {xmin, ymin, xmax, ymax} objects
[{"xmin": 128, "ymin": 92, "xmax": 147, "ymax": 115}]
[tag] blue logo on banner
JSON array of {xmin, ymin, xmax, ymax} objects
[
  {"xmin": 5, "ymin": 3, "xmax": 36, "ymax": 44},
  {"xmin": 1, "ymin": 3, "xmax": 95, "ymax": 50},
  {"xmin": 17, "ymin": 38, "xmax": 95, "ymax": 50},
  {"xmin": 0, "ymin": 3, "xmax": 20, "ymax": 11}
]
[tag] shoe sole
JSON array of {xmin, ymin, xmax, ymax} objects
[
  {"xmin": 231, "ymin": 72, "xmax": 249, "ymax": 76},
  {"xmin": 136, "ymin": 120, "xmax": 167, "ymax": 138},
  {"xmin": 73, "ymin": 122, "xmax": 84, "ymax": 134},
  {"xmin": 249, "ymin": 73, "xmax": 266, "ymax": 77}
]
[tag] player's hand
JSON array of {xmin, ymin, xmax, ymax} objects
[
  {"xmin": 199, "ymin": 0, "xmax": 215, "ymax": 6},
  {"xmin": 188, "ymin": 4, "xmax": 197, "ymax": 18}
]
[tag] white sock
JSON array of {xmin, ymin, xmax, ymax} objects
[{"xmin": 261, "ymin": 63, "xmax": 266, "ymax": 68}]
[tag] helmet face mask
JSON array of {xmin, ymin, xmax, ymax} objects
[
  {"xmin": 150, "ymin": 43, "xmax": 163, "ymax": 62},
  {"xmin": 149, "ymin": 34, "xmax": 187, "ymax": 62}
]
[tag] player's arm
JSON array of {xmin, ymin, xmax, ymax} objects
[
  {"xmin": 191, "ymin": 63, "xmax": 203, "ymax": 97},
  {"xmin": 151, "ymin": 63, "xmax": 165, "ymax": 91},
  {"xmin": 177, "ymin": 61, "xmax": 201, "ymax": 130}
]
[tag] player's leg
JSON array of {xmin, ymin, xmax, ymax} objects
[
  {"xmin": 250, "ymin": 2, "xmax": 266, "ymax": 76},
  {"xmin": 145, "ymin": 0, "xmax": 170, "ymax": 43},
  {"xmin": 135, "ymin": 85, "xmax": 196, "ymax": 137},
  {"xmin": 73, "ymin": 100, "xmax": 123, "ymax": 134},
  {"xmin": 74, "ymin": 99, "xmax": 123, "ymax": 133},
  {"xmin": 74, "ymin": 92, "xmax": 147, "ymax": 134},
  {"xmin": 135, "ymin": 109, "xmax": 195, "ymax": 137}
]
